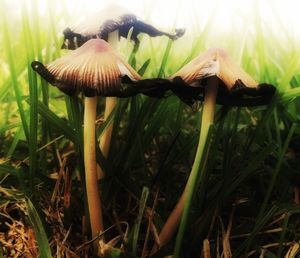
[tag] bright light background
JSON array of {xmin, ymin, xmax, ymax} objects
[
  {"xmin": 3, "ymin": 0, "xmax": 300, "ymax": 40},
  {"xmin": 37, "ymin": 0, "xmax": 300, "ymax": 39}
]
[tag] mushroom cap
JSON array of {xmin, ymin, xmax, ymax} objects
[
  {"xmin": 169, "ymin": 48, "xmax": 276, "ymax": 106},
  {"xmin": 171, "ymin": 48, "xmax": 258, "ymax": 90},
  {"xmin": 32, "ymin": 39, "xmax": 141, "ymax": 96}
]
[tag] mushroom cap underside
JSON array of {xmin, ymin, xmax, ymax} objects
[
  {"xmin": 32, "ymin": 39, "xmax": 141, "ymax": 96},
  {"xmin": 170, "ymin": 75, "xmax": 276, "ymax": 107}
]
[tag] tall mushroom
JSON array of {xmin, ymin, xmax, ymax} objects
[
  {"xmin": 149, "ymin": 48, "xmax": 276, "ymax": 254},
  {"xmin": 61, "ymin": 4, "xmax": 185, "ymax": 179},
  {"xmin": 31, "ymin": 39, "xmax": 141, "ymax": 252}
]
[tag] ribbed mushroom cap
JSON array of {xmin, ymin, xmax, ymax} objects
[
  {"xmin": 32, "ymin": 39, "xmax": 141, "ymax": 96},
  {"xmin": 171, "ymin": 48, "xmax": 258, "ymax": 90},
  {"xmin": 168, "ymin": 48, "xmax": 276, "ymax": 106}
]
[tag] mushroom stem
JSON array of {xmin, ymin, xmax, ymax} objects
[
  {"xmin": 152, "ymin": 77, "xmax": 218, "ymax": 255},
  {"xmin": 84, "ymin": 96, "xmax": 104, "ymax": 247},
  {"xmin": 174, "ymin": 76, "xmax": 218, "ymax": 256},
  {"xmin": 98, "ymin": 30, "xmax": 119, "ymax": 179}
]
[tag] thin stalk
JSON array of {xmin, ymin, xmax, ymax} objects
[
  {"xmin": 152, "ymin": 78, "xmax": 218, "ymax": 255},
  {"xmin": 21, "ymin": 2, "xmax": 38, "ymax": 186},
  {"xmin": 84, "ymin": 96, "xmax": 104, "ymax": 250},
  {"xmin": 31, "ymin": 0, "xmax": 49, "ymax": 177},
  {"xmin": 173, "ymin": 77, "xmax": 218, "ymax": 257},
  {"xmin": 158, "ymin": 38, "xmax": 173, "ymax": 77},
  {"xmin": 98, "ymin": 30, "xmax": 119, "ymax": 179}
]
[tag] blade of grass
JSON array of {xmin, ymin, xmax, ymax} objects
[
  {"xmin": 0, "ymin": 164, "xmax": 18, "ymax": 177},
  {"xmin": 273, "ymin": 107, "xmax": 282, "ymax": 152},
  {"xmin": 28, "ymin": 70, "xmax": 38, "ymax": 183},
  {"xmin": 65, "ymin": 96, "xmax": 83, "ymax": 153},
  {"xmin": 277, "ymin": 213, "xmax": 290, "ymax": 257},
  {"xmin": 31, "ymin": 0, "xmax": 51, "ymax": 177},
  {"xmin": 26, "ymin": 197, "xmax": 53, "ymax": 258},
  {"xmin": 132, "ymin": 186, "xmax": 149, "ymax": 256},
  {"xmin": 0, "ymin": 81, "xmax": 12, "ymax": 103},
  {"xmin": 6, "ymin": 126, "xmax": 23, "ymax": 158},
  {"xmin": 22, "ymin": 2, "xmax": 38, "ymax": 185},
  {"xmin": 36, "ymin": 101, "xmax": 76, "ymax": 143},
  {"xmin": 138, "ymin": 59, "xmax": 151, "ymax": 76},
  {"xmin": 157, "ymin": 39, "xmax": 173, "ymax": 77}
]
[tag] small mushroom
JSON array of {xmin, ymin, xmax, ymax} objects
[
  {"xmin": 150, "ymin": 48, "xmax": 276, "ymax": 254},
  {"xmin": 31, "ymin": 39, "xmax": 141, "ymax": 251},
  {"xmin": 32, "ymin": 39, "xmax": 140, "ymax": 97},
  {"xmin": 61, "ymin": 4, "xmax": 185, "ymax": 50}
]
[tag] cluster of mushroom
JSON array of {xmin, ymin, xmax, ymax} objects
[{"xmin": 32, "ymin": 4, "xmax": 276, "ymax": 256}]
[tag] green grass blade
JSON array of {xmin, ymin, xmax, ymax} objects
[
  {"xmin": 28, "ymin": 71, "xmax": 38, "ymax": 183},
  {"xmin": 65, "ymin": 95, "xmax": 83, "ymax": 152},
  {"xmin": 131, "ymin": 186, "xmax": 149, "ymax": 256},
  {"xmin": 26, "ymin": 198, "xmax": 53, "ymax": 258},
  {"xmin": 0, "ymin": 81, "xmax": 11, "ymax": 103},
  {"xmin": 6, "ymin": 126, "xmax": 23, "ymax": 158},
  {"xmin": 157, "ymin": 39, "xmax": 173, "ymax": 77},
  {"xmin": 22, "ymin": 2, "xmax": 39, "ymax": 185},
  {"xmin": 138, "ymin": 58, "xmax": 151, "ymax": 76},
  {"xmin": 277, "ymin": 213, "xmax": 290, "ymax": 257},
  {"xmin": 0, "ymin": 164, "xmax": 18, "ymax": 177},
  {"xmin": 36, "ymin": 101, "xmax": 76, "ymax": 143}
]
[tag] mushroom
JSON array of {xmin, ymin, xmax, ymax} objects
[
  {"xmin": 61, "ymin": 4, "xmax": 185, "ymax": 180},
  {"xmin": 31, "ymin": 39, "xmax": 141, "ymax": 252},
  {"xmin": 170, "ymin": 48, "xmax": 275, "ymax": 107},
  {"xmin": 148, "ymin": 48, "xmax": 276, "ymax": 254},
  {"xmin": 61, "ymin": 4, "xmax": 185, "ymax": 51}
]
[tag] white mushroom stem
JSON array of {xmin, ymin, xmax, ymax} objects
[
  {"xmin": 153, "ymin": 77, "xmax": 218, "ymax": 254},
  {"xmin": 97, "ymin": 30, "xmax": 119, "ymax": 179},
  {"xmin": 84, "ymin": 96, "xmax": 104, "ymax": 246}
]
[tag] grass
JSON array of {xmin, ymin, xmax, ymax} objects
[{"xmin": 1, "ymin": 0, "xmax": 300, "ymax": 257}]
